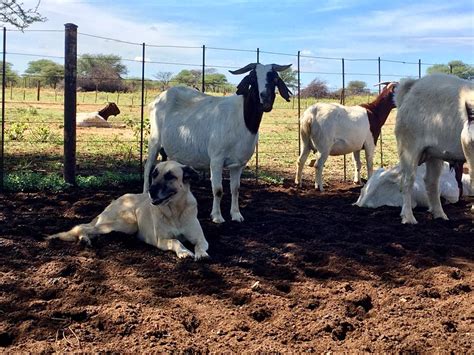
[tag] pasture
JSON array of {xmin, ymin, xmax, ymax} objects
[{"xmin": 0, "ymin": 87, "xmax": 472, "ymax": 352}]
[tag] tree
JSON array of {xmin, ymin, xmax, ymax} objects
[
  {"xmin": 278, "ymin": 69, "xmax": 298, "ymax": 91},
  {"xmin": 24, "ymin": 59, "xmax": 63, "ymax": 87},
  {"xmin": 154, "ymin": 71, "xmax": 173, "ymax": 91},
  {"xmin": 0, "ymin": 61, "xmax": 20, "ymax": 84},
  {"xmin": 172, "ymin": 68, "xmax": 229, "ymax": 92},
  {"xmin": 347, "ymin": 80, "xmax": 368, "ymax": 95},
  {"xmin": 427, "ymin": 60, "xmax": 474, "ymax": 79},
  {"xmin": 300, "ymin": 78, "xmax": 330, "ymax": 99},
  {"xmin": 78, "ymin": 54, "xmax": 128, "ymax": 92},
  {"xmin": 173, "ymin": 69, "xmax": 202, "ymax": 88},
  {"xmin": 0, "ymin": 0, "xmax": 46, "ymax": 30}
]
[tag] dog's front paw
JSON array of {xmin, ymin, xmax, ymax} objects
[
  {"xmin": 194, "ymin": 250, "xmax": 209, "ymax": 261},
  {"xmin": 176, "ymin": 248, "xmax": 194, "ymax": 259}
]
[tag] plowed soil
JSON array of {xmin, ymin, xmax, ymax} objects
[{"xmin": 0, "ymin": 178, "xmax": 473, "ymax": 353}]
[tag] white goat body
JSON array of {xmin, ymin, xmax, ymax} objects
[
  {"xmin": 395, "ymin": 73, "xmax": 474, "ymax": 223},
  {"xmin": 143, "ymin": 63, "xmax": 292, "ymax": 223},
  {"xmin": 355, "ymin": 163, "xmax": 463, "ymax": 209},
  {"xmin": 77, "ymin": 112, "xmax": 111, "ymax": 128},
  {"xmin": 295, "ymin": 102, "xmax": 375, "ymax": 190},
  {"xmin": 148, "ymin": 87, "xmax": 257, "ymax": 170}
]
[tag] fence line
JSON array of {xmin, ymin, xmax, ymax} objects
[{"xmin": 2, "ymin": 24, "xmax": 465, "ymax": 190}]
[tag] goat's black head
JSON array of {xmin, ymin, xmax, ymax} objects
[{"xmin": 230, "ymin": 63, "xmax": 292, "ymax": 112}]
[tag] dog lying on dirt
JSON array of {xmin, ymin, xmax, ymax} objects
[{"xmin": 48, "ymin": 160, "xmax": 209, "ymax": 260}]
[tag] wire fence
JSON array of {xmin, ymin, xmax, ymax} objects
[{"xmin": 1, "ymin": 24, "xmax": 467, "ymax": 190}]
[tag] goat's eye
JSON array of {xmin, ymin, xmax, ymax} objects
[{"xmin": 164, "ymin": 171, "xmax": 176, "ymax": 181}]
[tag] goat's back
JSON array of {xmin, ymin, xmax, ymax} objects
[
  {"xmin": 395, "ymin": 74, "xmax": 474, "ymax": 153},
  {"xmin": 148, "ymin": 86, "xmax": 256, "ymax": 169}
]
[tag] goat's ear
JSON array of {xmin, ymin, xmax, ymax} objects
[
  {"xmin": 277, "ymin": 77, "xmax": 292, "ymax": 102},
  {"xmin": 236, "ymin": 74, "xmax": 251, "ymax": 96},
  {"xmin": 182, "ymin": 166, "xmax": 200, "ymax": 184}
]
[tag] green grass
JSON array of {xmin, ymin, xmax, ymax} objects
[{"xmin": 2, "ymin": 87, "xmax": 400, "ymax": 191}]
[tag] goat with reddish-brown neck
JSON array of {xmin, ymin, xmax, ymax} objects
[
  {"xmin": 360, "ymin": 83, "xmax": 397, "ymax": 145},
  {"xmin": 295, "ymin": 82, "xmax": 397, "ymax": 191}
]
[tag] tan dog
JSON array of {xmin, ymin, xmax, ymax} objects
[{"xmin": 48, "ymin": 161, "xmax": 209, "ymax": 260}]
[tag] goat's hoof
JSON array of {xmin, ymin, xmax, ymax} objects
[
  {"xmin": 433, "ymin": 212, "xmax": 449, "ymax": 220},
  {"xmin": 231, "ymin": 212, "xmax": 244, "ymax": 222},
  {"xmin": 211, "ymin": 215, "xmax": 225, "ymax": 224}
]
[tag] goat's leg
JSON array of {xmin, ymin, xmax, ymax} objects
[
  {"xmin": 364, "ymin": 139, "xmax": 376, "ymax": 181},
  {"xmin": 315, "ymin": 151, "xmax": 329, "ymax": 191},
  {"xmin": 295, "ymin": 143, "xmax": 312, "ymax": 187},
  {"xmin": 143, "ymin": 137, "xmax": 161, "ymax": 192},
  {"xmin": 229, "ymin": 165, "xmax": 244, "ymax": 222},
  {"xmin": 352, "ymin": 150, "xmax": 362, "ymax": 184},
  {"xmin": 424, "ymin": 158, "xmax": 448, "ymax": 220},
  {"xmin": 210, "ymin": 159, "xmax": 225, "ymax": 224},
  {"xmin": 399, "ymin": 151, "xmax": 419, "ymax": 224}
]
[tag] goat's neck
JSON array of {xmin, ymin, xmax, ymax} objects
[
  {"xmin": 360, "ymin": 96, "xmax": 393, "ymax": 145},
  {"xmin": 242, "ymin": 87, "xmax": 264, "ymax": 134}
]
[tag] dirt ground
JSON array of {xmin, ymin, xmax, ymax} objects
[{"xmin": 0, "ymin": 177, "xmax": 473, "ymax": 353}]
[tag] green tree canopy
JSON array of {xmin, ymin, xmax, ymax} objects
[
  {"xmin": 0, "ymin": 61, "xmax": 20, "ymax": 84},
  {"xmin": 0, "ymin": 0, "xmax": 46, "ymax": 30},
  {"xmin": 173, "ymin": 69, "xmax": 201, "ymax": 88},
  {"xmin": 278, "ymin": 69, "xmax": 298, "ymax": 91},
  {"xmin": 172, "ymin": 68, "xmax": 230, "ymax": 92},
  {"xmin": 78, "ymin": 54, "xmax": 128, "ymax": 92},
  {"xmin": 427, "ymin": 60, "xmax": 474, "ymax": 79},
  {"xmin": 25, "ymin": 59, "xmax": 63, "ymax": 87},
  {"xmin": 300, "ymin": 78, "xmax": 330, "ymax": 99},
  {"xmin": 347, "ymin": 80, "xmax": 368, "ymax": 95}
]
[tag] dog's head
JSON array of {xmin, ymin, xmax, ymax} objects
[{"xmin": 148, "ymin": 160, "xmax": 199, "ymax": 206}]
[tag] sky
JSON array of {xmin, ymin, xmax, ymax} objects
[{"xmin": 2, "ymin": 0, "xmax": 474, "ymax": 89}]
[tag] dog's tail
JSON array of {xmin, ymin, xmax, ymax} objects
[{"xmin": 47, "ymin": 224, "xmax": 88, "ymax": 242}]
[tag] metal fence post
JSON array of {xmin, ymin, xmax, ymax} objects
[
  {"xmin": 202, "ymin": 45, "xmax": 205, "ymax": 92},
  {"xmin": 341, "ymin": 58, "xmax": 346, "ymax": 181},
  {"xmin": 64, "ymin": 23, "xmax": 77, "ymax": 185},
  {"xmin": 1, "ymin": 27, "xmax": 6, "ymax": 190},
  {"xmin": 297, "ymin": 50, "xmax": 301, "ymax": 155},
  {"xmin": 418, "ymin": 59, "xmax": 421, "ymax": 78},
  {"xmin": 255, "ymin": 47, "xmax": 259, "ymax": 182},
  {"xmin": 378, "ymin": 57, "xmax": 383, "ymax": 167},
  {"xmin": 140, "ymin": 42, "xmax": 146, "ymax": 179}
]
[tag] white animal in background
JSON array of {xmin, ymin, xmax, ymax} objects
[
  {"xmin": 355, "ymin": 163, "xmax": 467, "ymax": 209},
  {"xmin": 395, "ymin": 73, "xmax": 474, "ymax": 224},
  {"xmin": 143, "ymin": 63, "xmax": 292, "ymax": 224},
  {"xmin": 48, "ymin": 161, "xmax": 209, "ymax": 261},
  {"xmin": 295, "ymin": 82, "xmax": 397, "ymax": 191},
  {"xmin": 77, "ymin": 102, "xmax": 120, "ymax": 128}
]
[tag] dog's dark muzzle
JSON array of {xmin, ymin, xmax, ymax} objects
[{"xmin": 148, "ymin": 184, "xmax": 177, "ymax": 205}]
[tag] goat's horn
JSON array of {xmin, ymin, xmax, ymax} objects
[
  {"xmin": 272, "ymin": 64, "xmax": 292, "ymax": 72},
  {"xmin": 373, "ymin": 81, "xmax": 392, "ymax": 86},
  {"xmin": 229, "ymin": 63, "xmax": 257, "ymax": 75}
]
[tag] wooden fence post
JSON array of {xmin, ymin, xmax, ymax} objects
[{"xmin": 64, "ymin": 23, "xmax": 77, "ymax": 185}]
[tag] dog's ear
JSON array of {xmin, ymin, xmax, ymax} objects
[
  {"xmin": 182, "ymin": 166, "xmax": 200, "ymax": 184},
  {"xmin": 148, "ymin": 163, "xmax": 157, "ymax": 186}
]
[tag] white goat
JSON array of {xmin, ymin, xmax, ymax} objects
[
  {"xmin": 143, "ymin": 63, "xmax": 292, "ymax": 223},
  {"xmin": 395, "ymin": 73, "xmax": 474, "ymax": 224},
  {"xmin": 77, "ymin": 102, "xmax": 120, "ymax": 128},
  {"xmin": 355, "ymin": 163, "xmax": 462, "ymax": 209},
  {"xmin": 295, "ymin": 83, "xmax": 396, "ymax": 190}
]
